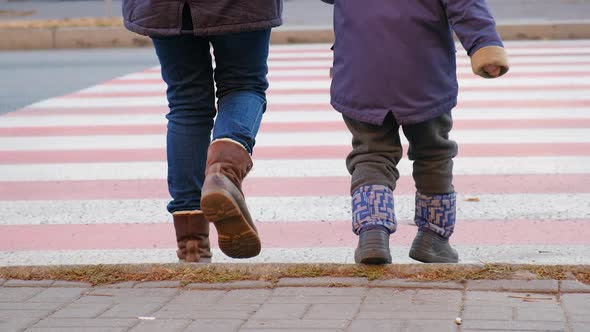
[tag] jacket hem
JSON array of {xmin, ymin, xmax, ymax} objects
[
  {"xmin": 331, "ymin": 96, "xmax": 457, "ymax": 126},
  {"xmin": 124, "ymin": 18, "xmax": 282, "ymax": 37},
  {"xmin": 396, "ymin": 97, "xmax": 458, "ymax": 125}
]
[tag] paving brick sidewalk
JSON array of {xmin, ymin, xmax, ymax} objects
[{"xmin": 1, "ymin": 278, "xmax": 590, "ymax": 332}]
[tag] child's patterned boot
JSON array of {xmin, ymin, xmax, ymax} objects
[
  {"xmin": 409, "ymin": 192, "xmax": 459, "ymax": 263},
  {"xmin": 352, "ymin": 185, "xmax": 396, "ymax": 264}
]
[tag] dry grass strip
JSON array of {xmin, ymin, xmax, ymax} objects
[
  {"xmin": 1, "ymin": 264, "xmax": 589, "ymax": 286},
  {"xmin": 0, "ymin": 10, "xmax": 36, "ymax": 17},
  {"xmin": 0, "ymin": 17, "xmax": 123, "ymax": 29}
]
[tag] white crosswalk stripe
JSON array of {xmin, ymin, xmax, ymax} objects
[
  {"xmin": 0, "ymin": 193, "xmax": 588, "ymax": 226},
  {"xmin": 1, "ymin": 157, "xmax": 589, "ymax": 181}
]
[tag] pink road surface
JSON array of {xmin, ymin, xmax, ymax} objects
[
  {"xmin": 1, "ymin": 220, "xmax": 589, "ymax": 251},
  {"xmin": 1, "ymin": 174, "xmax": 589, "ymax": 201},
  {"xmin": 62, "ymin": 85, "xmax": 590, "ymax": 99},
  {"xmin": 0, "ymin": 143, "xmax": 589, "ymax": 164},
  {"xmin": 10, "ymin": 98, "xmax": 590, "ymax": 117},
  {"xmin": 1, "ymin": 119, "xmax": 590, "ymax": 137},
  {"xmin": 100, "ymin": 72, "xmax": 590, "ymax": 85}
]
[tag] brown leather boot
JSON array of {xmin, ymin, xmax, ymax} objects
[
  {"xmin": 201, "ymin": 139, "xmax": 261, "ymax": 259},
  {"xmin": 173, "ymin": 211, "xmax": 211, "ymax": 263}
]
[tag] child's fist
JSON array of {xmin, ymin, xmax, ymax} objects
[
  {"xmin": 470, "ymin": 46, "xmax": 509, "ymax": 79},
  {"xmin": 483, "ymin": 65, "xmax": 502, "ymax": 78}
]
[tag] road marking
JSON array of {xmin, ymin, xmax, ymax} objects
[
  {"xmin": 1, "ymin": 40, "xmax": 589, "ymax": 265},
  {"xmin": 0, "ymin": 193, "xmax": 588, "ymax": 225}
]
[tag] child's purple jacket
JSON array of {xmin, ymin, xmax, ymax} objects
[{"xmin": 330, "ymin": 0, "xmax": 504, "ymax": 125}]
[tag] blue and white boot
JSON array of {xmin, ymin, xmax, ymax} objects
[
  {"xmin": 352, "ymin": 185, "xmax": 396, "ymax": 265},
  {"xmin": 409, "ymin": 192, "xmax": 459, "ymax": 263}
]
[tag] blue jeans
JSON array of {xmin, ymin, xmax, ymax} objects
[{"xmin": 152, "ymin": 30, "xmax": 270, "ymax": 213}]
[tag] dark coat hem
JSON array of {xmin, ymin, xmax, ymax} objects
[
  {"xmin": 125, "ymin": 18, "xmax": 282, "ymax": 38},
  {"xmin": 331, "ymin": 97, "xmax": 457, "ymax": 126}
]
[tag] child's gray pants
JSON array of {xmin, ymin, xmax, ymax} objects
[{"xmin": 343, "ymin": 111, "xmax": 458, "ymax": 195}]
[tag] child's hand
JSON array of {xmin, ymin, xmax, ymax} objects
[
  {"xmin": 470, "ymin": 46, "xmax": 509, "ymax": 79},
  {"xmin": 483, "ymin": 65, "xmax": 502, "ymax": 78}
]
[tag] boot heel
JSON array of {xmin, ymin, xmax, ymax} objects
[
  {"xmin": 183, "ymin": 240, "xmax": 200, "ymax": 262},
  {"xmin": 202, "ymin": 189, "xmax": 261, "ymax": 259},
  {"xmin": 409, "ymin": 230, "xmax": 459, "ymax": 263},
  {"xmin": 355, "ymin": 229, "xmax": 392, "ymax": 265},
  {"xmin": 201, "ymin": 189, "xmax": 241, "ymax": 221}
]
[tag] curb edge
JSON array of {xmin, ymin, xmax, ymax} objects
[{"xmin": 1, "ymin": 22, "xmax": 590, "ymax": 50}]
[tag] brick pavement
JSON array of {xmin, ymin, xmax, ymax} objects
[{"xmin": 1, "ymin": 278, "xmax": 589, "ymax": 332}]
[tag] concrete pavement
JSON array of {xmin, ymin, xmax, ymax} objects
[
  {"xmin": 1, "ymin": 0, "xmax": 590, "ymax": 49},
  {"xmin": 1, "ymin": 276, "xmax": 590, "ymax": 332}
]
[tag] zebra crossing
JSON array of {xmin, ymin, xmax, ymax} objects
[{"xmin": 1, "ymin": 40, "xmax": 589, "ymax": 266}]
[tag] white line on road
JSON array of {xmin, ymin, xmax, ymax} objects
[
  {"xmin": 1, "ymin": 156, "xmax": 589, "ymax": 181},
  {"xmin": 270, "ymin": 56, "xmax": 590, "ymax": 67},
  {"xmin": 0, "ymin": 193, "xmax": 588, "ymax": 225},
  {"xmin": 2, "ymin": 245, "xmax": 590, "ymax": 266},
  {"xmin": 0, "ymin": 129, "xmax": 588, "ymax": 151},
  {"xmin": 5, "ymin": 108, "xmax": 590, "ymax": 127},
  {"xmin": 267, "ymin": 41, "xmax": 590, "ymax": 50},
  {"xmin": 117, "ymin": 65, "xmax": 590, "ymax": 81},
  {"xmin": 79, "ymin": 77, "xmax": 590, "ymax": 93},
  {"xmin": 270, "ymin": 55, "xmax": 590, "ymax": 67},
  {"xmin": 26, "ymin": 90, "xmax": 590, "ymax": 108},
  {"xmin": 261, "ymin": 47, "xmax": 590, "ymax": 59}
]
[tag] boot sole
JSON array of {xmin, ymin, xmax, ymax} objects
[
  {"xmin": 183, "ymin": 240, "xmax": 200, "ymax": 263},
  {"xmin": 354, "ymin": 229, "xmax": 392, "ymax": 265},
  {"xmin": 409, "ymin": 244, "xmax": 458, "ymax": 264},
  {"xmin": 201, "ymin": 190, "xmax": 261, "ymax": 259},
  {"xmin": 177, "ymin": 241, "xmax": 213, "ymax": 263},
  {"xmin": 355, "ymin": 248, "xmax": 392, "ymax": 265}
]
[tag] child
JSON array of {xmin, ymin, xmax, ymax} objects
[{"xmin": 322, "ymin": 0, "xmax": 509, "ymax": 264}]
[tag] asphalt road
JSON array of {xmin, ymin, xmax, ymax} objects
[{"xmin": 0, "ymin": 48, "xmax": 158, "ymax": 114}]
